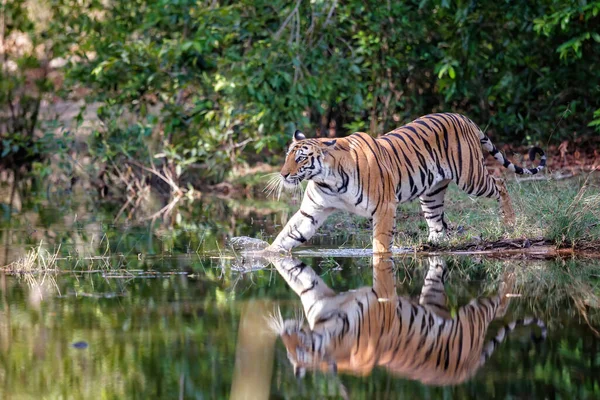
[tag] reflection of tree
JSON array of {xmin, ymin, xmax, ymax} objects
[
  {"xmin": 230, "ymin": 300, "xmax": 276, "ymax": 400},
  {"xmin": 0, "ymin": 272, "xmax": 249, "ymax": 398}
]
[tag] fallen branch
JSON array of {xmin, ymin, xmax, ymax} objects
[{"xmin": 515, "ymin": 172, "xmax": 575, "ymax": 182}]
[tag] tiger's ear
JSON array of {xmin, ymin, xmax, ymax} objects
[{"xmin": 293, "ymin": 130, "xmax": 306, "ymax": 142}]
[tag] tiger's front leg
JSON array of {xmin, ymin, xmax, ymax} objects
[
  {"xmin": 267, "ymin": 203, "xmax": 334, "ymax": 252},
  {"xmin": 372, "ymin": 204, "xmax": 397, "ymax": 254}
]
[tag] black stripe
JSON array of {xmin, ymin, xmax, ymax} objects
[
  {"xmin": 300, "ymin": 281, "xmax": 316, "ymax": 295},
  {"xmin": 300, "ymin": 210, "xmax": 315, "ymax": 225}
]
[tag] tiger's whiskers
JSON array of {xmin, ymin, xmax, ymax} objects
[
  {"xmin": 263, "ymin": 172, "xmax": 304, "ymax": 202},
  {"xmin": 263, "ymin": 172, "xmax": 284, "ymax": 200},
  {"xmin": 266, "ymin": 306, "xmax": 306, "ymax": 335},
  {"xmin": 294, "ymin": 307, "xmax": 306, "ymax": 327},
  {"xmin": 266, "ymin": 306, "xmax": 285, "ymax": 335}
]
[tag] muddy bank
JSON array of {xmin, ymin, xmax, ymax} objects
[{"xmin": 419, "ymin": 237, "xmax": 600, "ymax": 259}]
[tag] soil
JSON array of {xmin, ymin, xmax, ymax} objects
[{"xmin": 419, "ymin": 237, "xmax": 600, "ymax": 259}]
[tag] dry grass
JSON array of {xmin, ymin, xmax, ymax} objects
[
  {"xmin": 1, "ymin": 241, "xmax": 61, "ymax": 273},
  {"xmin": 0, "ymin": 242, "xmax": 62, "ymax": 298},
  {"xmin": 0, "ymin": 236, "xmax": 122, "ymax": 274}
]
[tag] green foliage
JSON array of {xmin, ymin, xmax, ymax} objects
[
  {"xmin": 0, "ymin": 0, "xmax": 76, "ymax": 177},
  {"xmin": 50, "ymin": 0, "xmax": 250, "ymax": 185},
  {"xmin": 0, "ymin": 0, "xmax": 49, "ymax": 170},
  {"xmin": 533, "ymin": 1, "xmax": 600, "ymax": 60},
  {"xmin": 3, "ymin": 0, "xmax": 600, "ymax": 186},
  {"xmin": 533, "ymin": 1, "xmax": 600, "ymax": 132}
]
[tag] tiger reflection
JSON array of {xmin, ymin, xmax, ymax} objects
[{"xmin": 267, "ymin": 255, "xmax": 545, "ymax": 385}]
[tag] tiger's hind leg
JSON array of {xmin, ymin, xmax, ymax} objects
[
  {"xmin": 495, "ymin": 267, "xmax": 517, "ymax": 318},
  {"xmin": 458, "ymin": 169, "xmax": 515, "ymax": 227},
  {"xmin": 494, "ymin": 177, "xmax": 516, "ymax": 226},
  {"xmin": 419, "ymin": 257, "xmax": 451, "ymax": 319},
  {"xmin": 419, "ymin": 180, "xmax": 451, "ymax": 242}
]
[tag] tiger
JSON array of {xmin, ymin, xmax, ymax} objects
[
  {"xmin": 265, "ymin": 113, "xmax": 546, "ymax": 254},
  {"xmin": 267, "ymin": 254, "xmax": 546, "ymax": 384}
]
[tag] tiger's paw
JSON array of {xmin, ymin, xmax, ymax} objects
[
  {"xmin": 229, "ymin": 236, "xmax": 270, "ymax": 252},
  {"xmin": 427, "ymin": 230, "xmax": 447, "ymax": 243},
  {"xmin": 263, "ymin": 244, "xmax": 290, "ymax": 256}
]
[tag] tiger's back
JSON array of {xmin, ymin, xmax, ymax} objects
[{"xmin": 380, "ymin": 113, "xmax": 495, "ymax": 202}]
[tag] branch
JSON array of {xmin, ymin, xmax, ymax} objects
[
  {"xmin": 337, "ymin": 36, "xmax": 355, "ymax": 58},
  {"xmin": 125, "ymin": 159, "xmax": 182, "ymax": 194},
  {"xmin": 323, "ymin": 0, "xmax": 337, "ymax": 28},
  {"xmin": 274, "ymin": 0, "xmax": 302, "ymax": 40},
  {"xmin": 314, "ymin": 0, "xmax": 339, "ymax": 49}
]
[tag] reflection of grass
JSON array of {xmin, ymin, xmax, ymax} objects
[
  {"xmin": 417, "ymin": 256, "xmax": 600, "ymax": 336},
  {"xmin": 458, "ymin": 257, "xmax": 600, "ymax": 335},
  {"xmin": 512, "ymin": 258, "xmax": 600, "ymax": 333}
]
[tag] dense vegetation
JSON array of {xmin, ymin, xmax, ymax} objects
[{"xmin": 1, "ymin": 0, "xmax": 599, "ymax": 193}]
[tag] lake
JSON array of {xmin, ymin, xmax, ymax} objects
[{"xmin": 0, "ymin": 181, "xmax": 598, "ymax": 399}]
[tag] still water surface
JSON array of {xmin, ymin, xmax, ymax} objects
[{"xmin": 0, "ymin": 187, "xmax": 598, "ymax": 399}]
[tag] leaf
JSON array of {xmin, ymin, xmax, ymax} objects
[
  {"xmin": 448, "ymin": 66, "xmax": 456, "ymax": 79},
  {"xmin": 588, "ymin": 119, "xmax": 600, "ymax": 127},
  {"xmin": 437, "ymin": 64, "xmax": 449, "ymax": 79}
]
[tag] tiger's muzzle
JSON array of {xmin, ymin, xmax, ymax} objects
[{"xmin": 281, "ymin": 173, "xmax": 303, "ymax": 189}]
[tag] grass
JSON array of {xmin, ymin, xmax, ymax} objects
[
  {"xmin": 440, "ymin": 174, "xmax": 600, "ymax": 249},
  {"xmin": 313, "ymin": 173, "xmax": 600, "ymax": 250},
  {"xmin": 543, "ymin": 179, "xmax": 600, "ymax": 247},
  {"xmin": 2, "ymin": 241, "xmax": 62, "ymax": 273},
  {"xmin": 1, "ymin": 236, "xmax": 120, "ymax": 274}
]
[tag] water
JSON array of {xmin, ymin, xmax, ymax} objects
[{"xmin": 0, "ymin": 181, "xmax": 599, "ymax": 399}]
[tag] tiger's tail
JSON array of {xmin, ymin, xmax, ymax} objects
[
  {"xmin": 479, "ymin": 317, "xmax": 547, "ymax": 366},
  {"xmin": 479, "ymin": 131, "xmax": 546, "ymax": 175}
]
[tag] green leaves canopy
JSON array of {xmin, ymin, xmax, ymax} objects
[{"xmin": 46, "ymin": 0, "xmax": 600, "ymax": 183}]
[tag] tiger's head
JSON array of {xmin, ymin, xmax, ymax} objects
[
  {"xmin": 279, "ymin": 130, "xmax": 337, "ymax": 189},
  {"xmin": 268, "ymin": 310, "xmax": 335, "ymax": 378}
]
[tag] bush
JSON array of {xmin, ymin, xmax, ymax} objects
[
  {"xmin": 4, "ymin": 0, "xmax": 600, "ymax": 190},
  {"xmin": 0, "ymin": 0, "xmax": 59, "ymax": 173}
]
